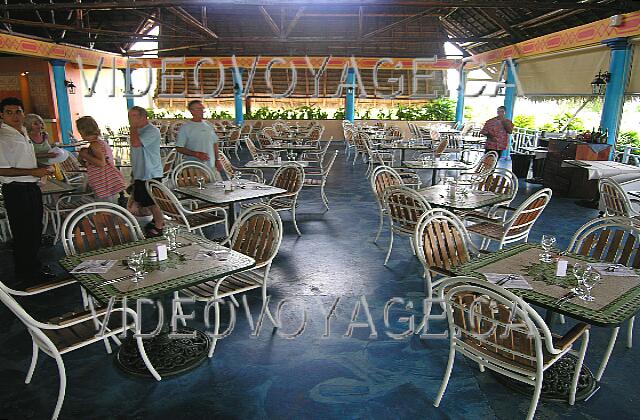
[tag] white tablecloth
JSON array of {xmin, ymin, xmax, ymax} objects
[{"xmin": 562, "ymin": 160, "xmax": 640, "ymax": 180}]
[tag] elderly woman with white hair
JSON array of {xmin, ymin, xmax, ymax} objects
[{"xmin": 23, "ymin": 113, "xmax": 56, "ymax": 165}]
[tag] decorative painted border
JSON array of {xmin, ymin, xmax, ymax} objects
[
  {"xmin": 467, "ymin": 10, "xmax": 640, "ymax": 67},
  {"xmin": 0, "ymin": 32, "xmax": 126, "ymax": 67}
]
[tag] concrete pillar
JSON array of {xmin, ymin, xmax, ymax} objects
[
  {"xmin": 233, "ymin": 68, "xmax": 244, "ymax": 126},
  {"xmin": 455, "ymin": 66, "xmax": 466, "ymax": 127},
  {"xmin": 50, "ymin": 59, "xmax": 73, "ymax": 144},
  {"xmin": 503, "ymin": 60, "xmax": 519, "ymax": 160},
  {"xmin": 345, "ymin": 68, "xmax": 356, "ymax": 122}
]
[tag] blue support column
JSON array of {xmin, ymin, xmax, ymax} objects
[
  {"xmin": 50, "ymin": 60, "xmax": 73, "ymax": 145},
  {"xmin": 600, "ymin": 37, "xmax": 632, "ymax": 160},
  {"xmin": 345, "ymin": 68, "xmax": 355, "ymax": 122},
  {"xmin": 455, "ymin": 67, "xmax": 466, "ymax": 127},
  {"xmin": 233, "ymin": 68, "xmax": 244, "ymax": 126},
  {"xmin": 503, "ymin": 60, "xmax": 519, "ymax": 160},
  {"xmin": 121, "ymin": 69, "xmax": 135, "ymax": 109}
]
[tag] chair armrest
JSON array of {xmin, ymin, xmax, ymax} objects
[
  {"xmin": 497, "ymin": 205, "xmax": 518, "ymax": 212},
  {"xmin": 25, "ymin": 277, "xmax": 77, "ymax": 294},
  {"xmin": 463, "ymin": 213, "xmax": 502, "ymax": 223},
  {"xmin": 553, "ymin": 323, "xmax": 590, "ymax": 351},
  {"xmin": 430, "ymin": 267, "xmax": 458, "ymax": 277}
]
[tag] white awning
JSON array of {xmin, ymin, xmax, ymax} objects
[{"xmin": 517, "ymin": 48, "xmax": 610, "ymax": 97}]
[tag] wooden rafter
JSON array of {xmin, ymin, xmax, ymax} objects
[
  {"xmin": 478, "ymin": 8, "xmax": 525, "ymax": 42},
  {"xmin": 284, "ymin": 6, "xmax": 304, "ymax": 38},
  {"xmin": 361, "ymin": 8, "xmax": 436, "ymax": 40},
  {"xmin": 0, "ymin": 1, "xmax": 630, "ymax": 12},
  {"xmin": 167, "ymin": 6, "xmax": 218, "ymax": 39},
  {"xmin": 259, "ymin": 6, "xmax": 280, "ymax": 37}
]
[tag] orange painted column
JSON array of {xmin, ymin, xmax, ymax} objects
[{"xmin": 18, "ymin": 72, "xmax": 33, "ymax": 114}]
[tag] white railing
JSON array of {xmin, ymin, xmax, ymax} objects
[
  {"xmin": 616, "ymin": 145, "xmax": 640, "ymax": 166},
  {"xmin": 511, "ymin": 127, "xmax": 540, "ymax": 154}
]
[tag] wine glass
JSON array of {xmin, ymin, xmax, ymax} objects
[
  {"xmin": 128, "ymin": 250, "xmax": 147, "ymax": 283},
  {"xmin": 196, "ymin": 176, "xmax": 205, "ymax": 190},
  {"xmin": 580, "ymin": 270, "xmax": 600, "ymax": 302},
  {"xmin": 164, "ymin": 226, "xmax": 178, "ymax": 251},
  {"xmin": 570, "ymin": 262, "xmax": 591, "ymax": 296},
  {"xmin": 539, "ymin": 234, "xmax": 557, "ymax": 262}
]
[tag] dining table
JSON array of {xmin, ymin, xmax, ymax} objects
[
  {"xmin": 39, "ymin": 179, "xmax": 76, "ymax": 195},
  {"xmin": 243, "ymin": 159, "xmax": 310, "ymax": 169},
  {"xmin": 453, "ymin": 243, "xmax": 640, "ymax": 401},
  {"xmin": 403, "ymin": 160, "xmax": 473, "ymax": 185},
  {"xmin": 175, "ymin": 179, "xmax": 287, "ymax": 226},
  {"xmin": 417, "ymin": 184, "xmax": 509, "ymax": 210},
  {"xmin": 59, "ymin": 232, "xmax": 256, "ymax": 378}
]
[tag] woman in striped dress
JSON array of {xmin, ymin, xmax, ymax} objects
[{"xmin": 76, "ymin": 116, "xmax": 127, "ymax": 203}]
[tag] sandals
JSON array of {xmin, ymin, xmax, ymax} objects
[{"xmin": 145, "ymin": 222, "xmax": 164, "ymax": 237}]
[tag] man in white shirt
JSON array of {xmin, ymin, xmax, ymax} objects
[
  {"xmin": 176, "ymin": 100, "xmax": 224, "ymax": 176},
  {"xmin": 0, "ymin": 97, "xmax": 54, "ymax": 287}
]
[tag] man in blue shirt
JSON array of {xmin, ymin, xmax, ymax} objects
[
  {"xmin": 128, "ymin": 106, "xmax": 164, "ymax": 236},
  {"xmin": 176, "ymin": 100, "xmax": 224, "ymax": 176}
]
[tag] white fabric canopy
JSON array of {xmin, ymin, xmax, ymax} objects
[{"xmin": 517, "ymin": 48, "xmax": 610, "ymax": 97}]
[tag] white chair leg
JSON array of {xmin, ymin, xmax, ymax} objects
[
  {"xmin": 208, "ymin": 299, "xmax": 221, "ymax": 358},
  {"xmin": 321, "ymin": 183, "xmax": 330, "ymax": 211},
  {"xmin": 383, "ymin": 229, "xmax": 394, "ymax": 266},
  {"xmin": 569, "ymin": 330, "xmax": 589, "ymax": 405},
  {"xmin": 596, "ymin": 327, "xmax": 619, "ymax": 381},
  {"xmin": 526, "ymin": 375, "xmax": 543, "ymax": 420},
  {"xmin": 291, "ymin": 208, "xmax": 302, "ymax": 236},
  {"xmin": 559, "ymin": 314, "xmax": 566, "ymax": 324},
  {"xmin": 52, "ymin": 354, "xmax": 67, "ymax": 420},
  {"xmin": 409, "ymin": 236, "xmax": 416, "ymax": 255},
  {"xmin": 434, "ymin": 345, "xmax": 456, "ymax": 407},
  {"xmin": 135, "ymin": 336, "xmax": 161, "ymax": 381},
  {"xmin": 374, "ymin": 209, "xmax": 384, "ymax": 243},
  {"xmin": 25, "ymin": 340, "xmax": 39, "ymax": 384},
  {"xmin": 627, "ymin": 316, "xmax": 634, "ymax": 349}
]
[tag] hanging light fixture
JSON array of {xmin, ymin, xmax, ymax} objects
[
  {"xmin": 63, "ymin": 80, "xmax": 76, "ymax": 94},
  {"xmin": 591, "ymin": 71, "xmax": 611, "ymax": 96}
]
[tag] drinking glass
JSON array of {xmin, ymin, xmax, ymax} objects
[
  {"xmin": 581, "ymin": 270, "xmax": 600, "ymax": 302},
  {"xmin": 570, "ymin": 262, "xmax": 591, "ymax": 296},
  {"xmin": 164, "ymin": 226, "xmax": 179, "ymax": 251},
  {"xmin": 539, "ymin": 234, "xmax": 557, "ymax": 262},
  {"xmin": 128, "ymin": 250, "xmax": 147, "ymax": 283},
  {"xmin": 196, "ymin": 176, "xmax": 205, "ymax": 190}
]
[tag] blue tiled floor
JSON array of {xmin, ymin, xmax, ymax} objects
[{"xmin": 0, "ymin": 146, "xmax": 633, "ymax": 420}]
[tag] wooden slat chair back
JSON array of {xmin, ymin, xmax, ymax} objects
[
  {"xmin": 434, "ymin": 136, "xmax": 448, "ymax": 156},
  {"xmin": 240, "ymin": 123, "xmax": 252, "ymax": 135},
  {"xmin": 253, "ymin": 120, "xmax": 263, "ymax": 130},
  {"xmin": 231, "ymin": 204, "xmax": 283, "ymax": 267},
  {"xmin": 272, "ymin": 122, "xmax": 288, "ymax": 135},
  {"xmin": 434, "ymin": 277, "xmax": 590, "ymax": 420},
  {"xmin": 244, "ymin": 137, "xmax": 260, "ymax": 159},
  {"xmin": 146, "ymin": 180, "xmax": 183, "ymax": 221},
  {"xmin": 257, "ymin": 130, "xmax": 274, "ymax": 147},
  {"xmin": 228, "ymin": 128, "xmax": 241, "ymax": 142},
  {"xmin": 599, "ymin": 178, "xmax": 636, "ymax": 217},
  {"xmin": 414, "ymin": 209, "xmax": 480, "ymax": 299},
  {"xmin": 474, "ymin": 151, "xmax": 499, "ymax": 174},
  {"xmin": 61, "ymin": 203, "xmax": 143, "ymax": 255},
  {"xmin": 59, "ymin": 153, "xmax": 83, "ymax": 173},
  {"xmin": 171, "ymin": 161, "xmax": 217, "ymax": 188},
  {"xmin": 308, "ymin": 125, "xmax": 323, "ymax": 142},
  {"xmin": 383, "ymin": 186, "xmax": 431, "ymax": 235},
  {"xmin": 569, "ymin": 217, "xmax": 640, "ymax": 267},
  {"xmin": 168, "ymin": 120, "xmax": 186, "ymax": 142},
  {"xmin": 415, "ymin": 209, "xmax": 474, "ymax": 273},
  {"xmin": 272, "ymin": 164, "xmax": 304, "ymax": 195},
  {"xmin": 504, "ymin": 188, "xmax": 552, "ymax": 242},
  {"xmin": 476, "ymin": 168, "xmax": 518, "ymax": 198}
]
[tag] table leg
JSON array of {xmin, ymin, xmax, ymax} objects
[
  {"xmin": 115, "ymin": 295, "xmax": 211, "ymax": 378},
  {"xmin": 431, "ymin": 168, "xmax": 438, "ymax": 186},
  {"xmin": 228, "ymin": 202, "xmax": 236, "ymax": 228}
]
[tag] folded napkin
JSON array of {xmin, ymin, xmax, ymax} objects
[
  {"xmin": 591, "ymin": 263, "xmax": 638, "ymax": 277},
  {"xmin": 71, "ymin": 259, "xmax": 117, "ymax": 274},
  {"xmin": 483, "ymin": 273, "xmax": 533, "ymax": 290}
]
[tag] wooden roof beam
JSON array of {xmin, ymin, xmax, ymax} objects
[
  {"xmin": 259, "ymin": 6, "xmax": 280, "ymax": 36},
  {"xmin": 0, "ymin": 1, "xmax": 631, "ymax": 12},
  {"xmin": 362, "ymin": 8, "xmax": 436, "ymax": 40},
  {"xmin": 477, "ymin": 8, "xmax": 525, "ymax": 42},
  {"xmin": 167, "ymin": 6, "xmax": 218, "ymax": 39},
  {"xmin": 284, "ymin": 6, "xmax": 304, "ymax": 38}
]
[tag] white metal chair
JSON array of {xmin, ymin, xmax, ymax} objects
[
  {"xmin": 218, "ymin": 152, "xmax": 263, "ymax": 183},
  {"xmin": 456, "ymin": 168, "xmax": 519, "ymax": 221},
  {"xmin": 370, "ymin": 165, "xmax": 404, "ymax": 244},
  {"xmin": 171, "ymin": 160, "xmax": 220, "ymax": 189},
  {"xmin": 303, "ymin": 150, "xmax": 338, "ymax": 210},
  {"xmin": 566, "ymin": 216, "xmax": 640, "ymax": 381},
  {"xmin": 181, "ymin": 204, "xmax": 283, "ymax": 357},
  {"xmin": 0, "ymin": 284, "xmax": 160, "ymax": 419},
  {"xmin": 382, "ymin": 185, "xmax": 431, "ymax": 265},
  {"xmin": 434, "ymin": 276, "xmax": 590, "ymax": 420},
  {"xmin": 266, "ymin": 163, "xmax": 305, "ymax": 236},
  {"xmin": 599, "ymin": 177, "xmax": 640, "ymax": 218},
  {"xmin": 146, "ymin": 179, "xmax": 229, "ymax": 237},
  {"xmin": 465, "ymin": 188, "xmax": 552, "ymax": 250}
]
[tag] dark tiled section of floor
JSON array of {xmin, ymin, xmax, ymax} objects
[{"xmin": 0, "ymin": 146, "xmax": 633, "ymax": 420}]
